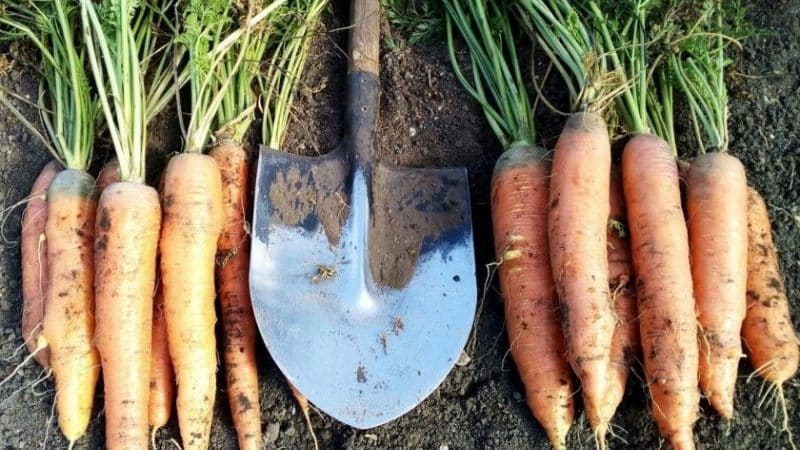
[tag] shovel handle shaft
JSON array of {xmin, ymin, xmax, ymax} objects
[{"xmin": 349, "ymin": 0, "xmax": 379, "ymax": 76}]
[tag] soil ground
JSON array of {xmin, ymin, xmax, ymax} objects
[{"xmin": 1, "ymin": 1, "xmax": 799, "ymax": 449}]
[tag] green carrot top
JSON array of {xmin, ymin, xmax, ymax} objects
[
  {"xmin": 0, "ymin": 0, "xmax": 97, "ymax": 171},
  {"xmin": 444, "ymin": 0, "xmax": 536, "ymax": 149}
]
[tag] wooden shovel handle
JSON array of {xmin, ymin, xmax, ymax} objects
[{"xmin": 349, "ymin": 0, "xmax": 380, "ymax": 76}]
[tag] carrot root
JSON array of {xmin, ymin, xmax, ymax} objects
[
  {"xmin": 95, "ymin": 181, "xmax": 161, "ymax": 449},
  {"xmin": 622, "ymin": 134, "xmax": 698, "ymax": 449},
  {"xmin": 686, "ymin": 153, "xmax": 748, "ymax": 418},
  {"xmin": 493, "ymin": 144, "xmax": 575, "ymax": 450},
  {"xmin": 43, "ymin": 168, "xmax": 100, "ymax": 443},
  {"xmin": 548, "ymin": 112, "xmax": 615, "ymax": 438},
  {"xmin": 160, "ymin": 153, "xmax": 224, "ymax": 450},
  {"xmin": 21, "ymin": 160, "xmax": 60, "ymax": 368},
  {"xmin": 742, "ymin": 187, "xmax": 799, "ymax": 385},
  {"xmin": 210, "ymin": 143, "xmax": 261, "ymax": 450}
]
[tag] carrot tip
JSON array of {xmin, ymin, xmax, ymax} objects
[{"xmin": 668, "ymin": 428, "xmax": 696, "ymax": 450}]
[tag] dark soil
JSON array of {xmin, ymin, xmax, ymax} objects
[{"xmin": 1, "ymin": 1, "xmax": 799, "ymax": 449}]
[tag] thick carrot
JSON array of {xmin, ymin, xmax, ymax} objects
[
  {"xmin": 150, "ymin": 282, "xmax": 174, "ymax": 434},
  {"xmin": 686, "ymin": 153, "xmax": 748, "ymax": 418},
  {"xmin": 622, "ymin": 134, "xmax": 699, "ymax": 450},
  {"xmin": 547, "ymin": 112, "xmax": 615, "ymax": 437},
  {"xmin": 42, "ymin": 168, "xmax": 100, "ymax": 444},
  {"xmin": 606, "ymin": 166, "xmax": 640, "ymax": 414},
  {"xmin": 21, "ymin": 160, "xmax": 60, "ymax": 368},
  {"xmin": 96, "ymin": 158, "xmax": 120, "ymax": 193},
  {"xmin": 492, "ymin": 144, "xmax": 575, "ymax": 450},
  {"xmin": 742, "ymin": 187, "xmax": 799, "ymax": 385},
  {"xmin": 210, "ymin": 143, "xmax": 260, "ymax": 450},
  {"xmin": 94, "ymin": 181, "xmax": 161, "ymax": 449},
  {"xmin": 160, "ymin": 153, "xmax": 224, "ymax": 450}
]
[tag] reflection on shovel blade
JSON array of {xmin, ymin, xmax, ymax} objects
[{"xmin": 250, "ymin": 146, "xmax": 477, "ymax": 428}]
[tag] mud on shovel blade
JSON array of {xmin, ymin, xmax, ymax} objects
[{"xmin": 248, "ymin": 0, "xmax": 477, "ymax": 429}]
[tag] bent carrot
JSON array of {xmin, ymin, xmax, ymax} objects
[
  {"xmin": 742, "ymin": 187, "xmax": 799, "ymax": 385},
  {"xmin": 686, "ymin": 153, "xmax": 748, "ymax": 418},
  {"xmin": 210, "ymin": 143, "xmax": 260, "ymax": 450},
  {"xmin": 606, "ymin": 166, "xmax": 640, "ymax": 415},
  {"xmin": 548, "ymin": 111, "xmax": 615, "ymax": 437},
  {"xmin": 21, "ymin": 160, "xmax": 60, "ymax": 368},
  {"xmin": 43, "ymin": 168, "xmax": 100, "ymax": 444},
  {"xmin": 150, "ymin": 282, "xmax": 174, "ymax": 435},
  {"xmin": 160, "ymin": 152, "xmax": 224, "ymax": 450},
  {"xmin": 493, "ymin": 144, "xmax": 575, "ymax": 450},
  {"xmin": 94, "ymin": 181, "xmax": 161, "ymax": 449},
  {"xmin": 622, "ymin": 134, "xmax": 698, "ymax": 450}
]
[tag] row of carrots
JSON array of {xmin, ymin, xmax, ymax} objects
[
  {"xmin": 3, "ymin": 0, "xmax": 326, "ymax": 449},
  {"xmin": 442, "ymin": 0, "xmax": 798, "ymax": 449}
]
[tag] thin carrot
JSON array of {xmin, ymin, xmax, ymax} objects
[
  {"xmin": 210, "ymin": 143, "xmax": 260, "ymax": 450},
  {"xmin": 20, "ymin": 160, "xmax": 60, "ymax": 368},
  {"xmin": 492, "ymin": 144, "xmax": 576, "ymax": 450},
  {"xmin": 160, "ymin": 153, "xmax": 224, "ymax": 449},
  {"xmin": 622, "ymin": 134, "xmax": 698, "ymax": 450},
  {"xmin": 686, "ymin": 153, "xmax": 748, "ymax": 418},
  {"xmin": 742, "ymin": 187, "xmax": 799, "ymax": 387},
  {"xmin": 606, "ymin": 166, "xmax": 639, "ymax": 414},
  {"xmin": 548, "ymin": 111, "xmax": 615, "ymax": 437},
  {"xmin": 149, "ymin": 282, "xmax": 174, "ymax": 436}
]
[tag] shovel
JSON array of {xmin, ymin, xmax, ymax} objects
[{"xmin": 249, "ymin": 0, "xmax": 476, "ymax": 429}]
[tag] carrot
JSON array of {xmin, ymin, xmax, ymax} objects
[
  {"xmin": 742, "ymin": 187, "xmax": 799, "ymax": 386},
  {"xmin": 96, "ymin": 158, "xmax": 120, "ymax": 193},
  {"xmin": 210, "ymin": 143, "xmax": 260, "ymax": 450},
  {"xmin": 622, "ymin": 134, "xmax": 699, "ymax": 450},
  {"xmin": 20, "ymin": 160, "xmax": 60, "ymax": 368},
  {"xmin": 492, "ymin": 144, "xmax": 575, "ymax": 450},
  {"xmin": 149, "ymin": 282, "xmax": 174, "ymax": 436},
  {"xmin": 160, "ymin": 153, "xmax": 224, "ymax": 450},
  {"xmin": 42, "ymin": 168, "xmax": 101, "ymax": 444},
  {"xmin": 606, "ymin": 166, "xmax": 640, "ymax": 415},
  {"xmin": 548, "ymin": 111, "xmax": 615, "ymax": 437},
  {"xmin": 685, "ymin": 153, "xmax": 748, "ymax": 418},
  {"xmin": 93, "ymin": 181, "xmax": 161, "ymax": 449}
]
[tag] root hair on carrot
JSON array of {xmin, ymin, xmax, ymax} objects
[
  {"xmin": 467, "ymin": 260, "xmax": 501, "ymax": 355},
  {"xmin": 1, "ymin": 193, "xmax": 47, "ymax": 245},
  {"xmin": 0, "ymin": 342, "xmax": 47, "ymax": 386}
]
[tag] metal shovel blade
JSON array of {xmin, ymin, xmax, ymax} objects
[{"xmin": 250, "ymin": 71, "xmax": 477, "ymax": 428}]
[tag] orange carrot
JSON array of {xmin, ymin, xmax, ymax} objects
[
  {"xmin": 547, "ymin": 112, "xmax": 615, "ymax": 438},
  {"xmin": 42, "ymin": 168, "xmax": 100, "ymax": 444},
  {"xmin": 622, "ymin": 134, "xmax": 699, "ymax": 450},
  {"xmin": 685, "ymin": 153, "xmax": 748, "ymax": 418},
  {"xmin": 94, "ymin": 180, "xmax": 161, "ymax": 449},
  {"xmin": 149, "ymin": 282, "xmax": 174, "ymax": 436},
  {"xmin": 742, "ymin": 187, "xmax": 799, "ymax": 385},
  {"xmin": 160, "ymin": 153, "xmax": 224, "ymax": 450},
  {"xmin": 492, "ymin": 144, "xmax": 575, "ymax": 450},
  {"xmin": 210, "ymin": 142, "xmax": 260, "ymax": 450},
  {"xmin": 96, "ymin": 158, "xmax": 120, "ymax": 193},
  {"xmin": 20, "ymin": 160, "xmax": 60, "ymax": 368},
  {"xmin": 606, "ymin": 166, "xmax": 640, "ymax": 414}
]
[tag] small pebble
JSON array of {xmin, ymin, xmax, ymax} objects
[
  {"xmin": 265, "ymin": 422, "xmax": 280, "ymax": 444},
  {"xmin": 409, "ymin": 127, "xmax": 417, "ymax": 137},
  {"xmin": 285, "ymin": 425, "xmax": 296, "ymax": 437}
]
